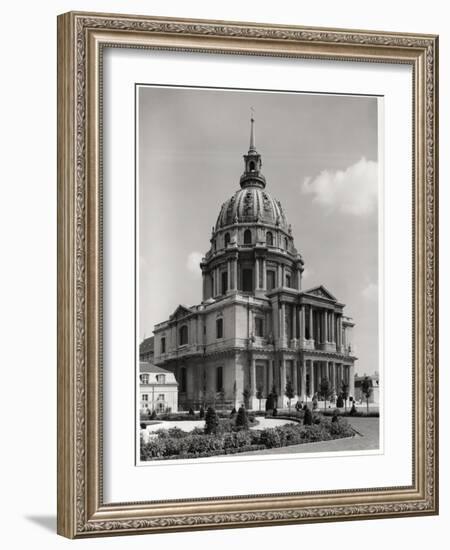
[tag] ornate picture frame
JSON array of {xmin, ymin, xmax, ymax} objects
[{"xmin": 57, "ymin": 11, "xmax": 438, "ymax": 538}]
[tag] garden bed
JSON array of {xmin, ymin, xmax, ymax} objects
[{"xmin": 140, "ymin": 416, "xmax": 355, "ymax": 461}]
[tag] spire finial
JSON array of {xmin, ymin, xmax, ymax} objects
[{"xmin": 249, "ymin": 107, "xmax": 256, "ymax": 152}]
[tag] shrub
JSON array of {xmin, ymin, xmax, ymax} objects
[
  {"xmin": 140, "ymin": 423, "xmax": 147, "ymax": 430},
  {"xmin": 259, "ymin": 428, "xmax": 282, "ymax": 448},
  {"xmin": 199, "ymin": 406, "xmax": 205, "ymax": 419},
  {"xmin": 204, "ymin": 406, "xmax": 219, "ymax": 434},
  {"xmin": 336, "ymin": 394, "xmax": 344, "ymax": 408},
  {"xmin": 150, "ymin": 410, "xmax": 157, "ymax": 420},
  {"xmin": 235, "ymin": 405, "xmax": 249, "ymax": 430},
  {"xmin": 167, "ymin": 427, "xmax": 188, "ymax": 438},
  {"xmin": 303, "ymin": 407, "xmax": 313, "ymax": 426},
  {"xmin": 272, "ymin": 407, "xmax": 278, "ymax": 417},
  {"xmin": 230, "ymin": 407, "xmax": 237, "ymax": 417},
  {"xmin": 188, "ymin": 407, "xmax": 195, "ymax": 416}
]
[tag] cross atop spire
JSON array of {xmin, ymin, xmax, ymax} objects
[{"xmin": 249, "ymin": 108, "xmax": 256, "ymax": 152}]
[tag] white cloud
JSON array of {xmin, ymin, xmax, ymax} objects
[
  {"xmin": 361, "ymin": 282, "xmax": 378, "ymax": 301},
  {"xmin": 186, "ymin": 251, "xmax": 203, "ymax": 276},
  {"xmin": 302, "ymin": 157, "xmax": 378, "ymax": 216}
]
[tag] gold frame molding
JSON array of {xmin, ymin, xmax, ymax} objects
[{"xmin": 57, "ymin": 11, "xmax": 439, "ymax": 538}]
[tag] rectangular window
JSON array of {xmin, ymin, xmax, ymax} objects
[
  {"xmin": 140, "ymin": 374, "xmax": 149, "ymax": 384},
  {"xmin": 180, "ymin": 368, "xmax": 187, "ymax": 392},
  {"xmin": 221, "ymin": 271, "xmax": 228, "ymax": 294},
  {"xmin": 142, "ymin": 394, "xmax": 148, "ymax": 401},
  {"xmin": 216, "ymin": 317, "xmax": 223, "ymax": 339},
  {"xmin": 156, "ymin": 374, "xmax": 166, "ymax": 384},
  {"xmin": 267, "ymin": 270, "xmax": 275, "ymax": 291},
  {"xmin": 242, "ymin": 268, "xmax": 253, "ymax": 292},
  {"xmin": 255, "ymin": 317, "xmax": 264, "ymax": 337},
  {"xmin": 285, "ymin": 274, "xmax": 291, "ymax": 288},
  {"xmin": 161, "ymin": 337, "xmax": 166, "ymax": 354},
  {"xmin": 216, "ymin": 366, "xmax": 223, "ymax": 392},
  {"xmin": 157, "ymin": 394, "xmax": 165, "ymax": 401}
]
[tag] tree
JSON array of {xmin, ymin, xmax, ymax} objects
[
  {"xmin": 235, "ymin": 405, "xmax": 249, "ymax": 430},
  {"xmin": 361, "ymin": 376, "xmax": 373, "ymax": 414},
  {"xmin": 256, "ymin": 385, "xmax": 264, "ymax": 411},
  {"xmin": 285, "ymin": 380, "xmax": 295, "ymax": 413},
  {"xmin": 199, "ymin": 406, "xmax": 205, "ymax": 419},
  {"xmin": 341, "ymin": 382, "xmax": 349, "ymax": 412},
  {"xmin": 218, "ymin": 388, "xmax": 225, "ymax": 408},
  {"xmin": 305, "ymin": 375, "xmax": 311, "ymax": 405},
  {"xmin": 270, "ymin": 384, "xmax": 278, "ymax": 409},
  {"xmin": 303, "ymin": 406, "xmax": 313, "ymax": 426},
  {"xmin": 319, "ymin": 377, "xmax": 332, "ymax": 410},
  {"xmin": 336, "ymin": 394, "xmax": 344, "ymax": 408},
  {"xmin": 204, "ymin": 406, "xmax": 219, "ymax": 434},
  {"xmin": 242, "ymin": 387, "xmax": 251, "ymax": 409}
]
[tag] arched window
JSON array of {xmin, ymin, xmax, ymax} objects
[
  {"xmin": 244, "ymin": 229, "xmax": 252, "ymax": 244},
  {"xmin": 284, "ymin": 237, "xmax": 289, "ymax": 250},
  {"xmin": 249, "ymin": 161, "xmax": 255, "ymax": 171},
  {"xmin": 161, "ymin": 337, "xmax": 166, "ymax": 354},
  {"xmin": 224, "ymin": 232, "xmax": 230, "ymax": 247},
  {"xmin": 179, "ymin": 325, "xmax": 188, "ymax": 346},
  {"xmin": 266, "ymin": 231, "xmax": 273, "ymax": 246}
]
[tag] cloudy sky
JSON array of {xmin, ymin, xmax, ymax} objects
[{"xmin": 138, "ymin": 86, "xmax": 379, "ymax": 375}]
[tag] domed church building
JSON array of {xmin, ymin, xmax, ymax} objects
[{"xmin": 152, "ymin": 118, "xmax": 356, "ymax": 410}]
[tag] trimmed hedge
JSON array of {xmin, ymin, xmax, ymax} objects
[
  {"xmin": 140, "ymin": 416, "xmax": 355, "ymax": 461},
  {"xmin": 320, "ymin": 410, "xmax": 379, "ymax": 418}
]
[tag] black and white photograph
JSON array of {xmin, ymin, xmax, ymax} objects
[{"xmin": 137, "ymin": 85, "xmax": 381, "ymax": 462}]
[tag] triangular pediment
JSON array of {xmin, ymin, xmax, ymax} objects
[
  {"xmin": 303, "ymin": 285, "xmax": 337, "ymax": 302},
  {"xmin": 169, "ymin": 304, "xmax": 194, "ymax": 321}
]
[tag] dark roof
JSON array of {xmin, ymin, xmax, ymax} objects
[
  {"xmin": 139, "ymin": 362, "xmax": 172, "ymax": 374},
  {"xmin": 139, "ymin": 336, "xmax": 154, "ymax": 355}
]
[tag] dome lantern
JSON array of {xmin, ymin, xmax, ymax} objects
[{"xmin": 240, "ymin": 115, "xmax": 266, "ymax": 189}]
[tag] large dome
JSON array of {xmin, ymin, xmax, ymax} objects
[{"xmin": 215, "ymin": 186, "xmax": 289, "ymax": 231}]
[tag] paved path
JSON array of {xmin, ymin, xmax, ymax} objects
[{"xmin": 238, "ymin": 417, "xmax": 380, "ymax": 456}]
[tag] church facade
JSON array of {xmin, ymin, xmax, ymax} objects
[{"xmin": 151, "ymin": 118, "xmax": 356, "ymax": 411}]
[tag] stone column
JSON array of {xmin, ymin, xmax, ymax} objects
[
  {"xmin": 202, "ymin": 272, "xmax": 207, "ymax": 300},
  {"xmin": 227, "ymin": 261, "xmax": 231, "ymax": 292},
  {"xmin": 324, "ymin": 310, "xmax": 328, "ymax": 342},
  {"xmin": 349, "ymin": 363, "xmax": 355, "ymax": 400},
  {"xmin": 262, "ymin": 258, "xmax": 267, "ymax": 290},
  {"xmin": 297, "ymin": 267, "xmax": 302, "ymax": 290},
  {"xmin": 278, "ymin": 264, "xmax": 283, "ymax": 288},
  {"xmin": 280, "ymin": 359, "xmax": 286, "ymax": 406},
  {"xmin": 310, "ymin": 360, "xmax": 315, "ymax": 396},
  {"xmin": 255, "ymin": 257, "xmax": 260, "ymax": 290},
  {"xmin": 268, "ymin": 360, "xmax": 273, "ymax": 393},
  {"xmin": 300, "ymin": 305, "xmax": 305, "ymax": 342},
  {"xmin": 281, "ymin": 302, "xmax": 286, "ymax": 342},
  {"xmin": 292, "ymin": 305, "xmax": 297, "ymax": 342},
  {"xmin": 233, "ymin": 258, "xmax": 238, "ymax": 291},
  {"xmin": 309, "ymin": 306, "xmax": 314, "ymax": 341},
  {"xmin": 301, "ymin": 360, "xmax": 306, "ymax": 400},
  {"xmin": 250, "ymin": 358, "xmax": 256, "ymax": 397},
  {"xmin": 293, "ymin": 360, "xmax": 299, "ymax": 396}
]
